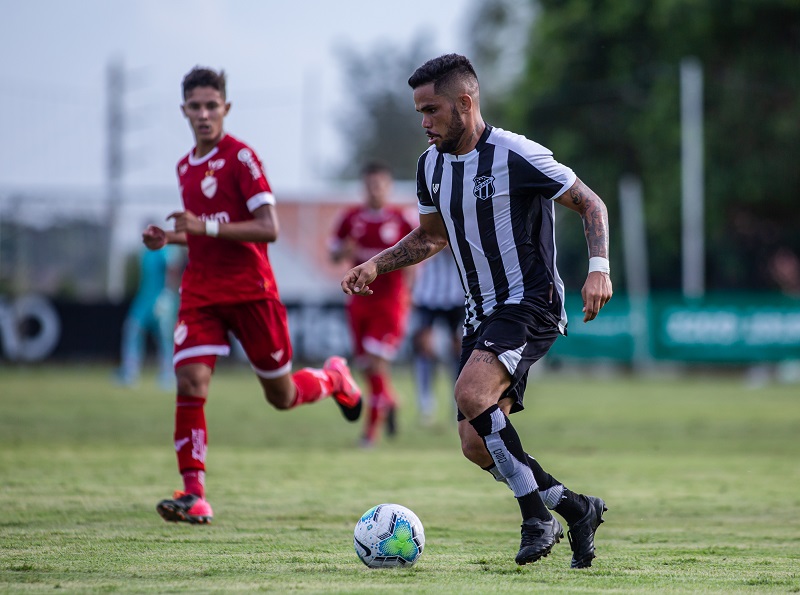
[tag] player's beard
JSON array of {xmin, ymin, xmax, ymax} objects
[{"xmin": 438, "ymin": 105, "xmax": 468, "ymax": 154}]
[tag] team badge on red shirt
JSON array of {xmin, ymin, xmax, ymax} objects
[{"xmin": 201, "ymin": 172, "xmax": 218, "ymax": 198}]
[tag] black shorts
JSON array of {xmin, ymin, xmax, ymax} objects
[
  {"xmin": 413, "ymin": 305, "xmax": 464, "ymax": 335},
  {"xmin": 456, "ymin": 304, "xmax": 560, "ymax": 420}
]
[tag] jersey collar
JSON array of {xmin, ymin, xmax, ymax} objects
[
  {"xmin": 442, "ymin": 124, "xmax": 493, "ymax": 163},
  {"xmin": 187, "ymin": 134, "xmax": 227, "ymax": 166}
]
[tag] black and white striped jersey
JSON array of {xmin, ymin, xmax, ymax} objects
[
  {"xmin": 412, "ymin": 247, "xmax": 465, "ymax": 310},
  {"xmin": 416, "ymin": 125, "xmax": 576, "ymax": 335}
]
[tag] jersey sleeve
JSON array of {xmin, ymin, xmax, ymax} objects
[
  {"xmin": 416, "ymin": 151, "xmax": 438, "ymax": 215},
  {"xmin": 235, "ymin": 146, "xmax": 276, "ymax": 212},
  {"xmin": 510, "ymin": 145, "xmax": 576, "ymax": 201}
]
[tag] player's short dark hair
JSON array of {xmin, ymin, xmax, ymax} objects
[
  {"xmin": 407, "ymin": 53, "xmax": 479, "ymax": 97},
  {"xmin": 182, "ymin": 67, "xmax": 227, "ymax": 100},
  {"xmin": 361, "ymin": 160, "xmax": 393, "ymax": 177}
]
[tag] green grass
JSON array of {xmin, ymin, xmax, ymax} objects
[{"xmin": 1, "ymin": 363, "xmax": 799, "ymax": 593}]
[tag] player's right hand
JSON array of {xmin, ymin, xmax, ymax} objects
[
  {"xmin": 341, "ymin": 262, "xmax": 377, "ymax": 296},
  {"xmin": 142, "ymin": 225, "xmax": 167, "ymax": 250}
]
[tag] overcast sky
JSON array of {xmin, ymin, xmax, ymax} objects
[{"xmin": 1, "ymin": 0, "xmax": 473, "ymax": 192}]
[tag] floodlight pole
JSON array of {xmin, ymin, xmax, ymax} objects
[{"xmin": 680, "ymin": 56, "xmax": 705, "ymax": 299}]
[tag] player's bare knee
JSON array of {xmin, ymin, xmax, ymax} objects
[
  {"xmin": 175, "ymin": 369, "xmax": 209, "ymax": 396},
  {"xmin": 453, "ymin": 382, "xmax": 481, "ymax": 417}
]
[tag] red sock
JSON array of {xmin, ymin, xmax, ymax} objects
[
  {"xmin": 369, "ymin": 373, "xmax": 398, "ymax": 407},
  {"xmin": 364, "ymin": 374, "xmax": 388, "ymax": 442},
  {"xmin": 182, "ymin": 470, "xmax": 205, "ymax": 499},
  {"xmin": 290, "ymin": 368, "xmax": 334, "ymax": 407},
  {"xmin": 175, "ymin": 395, "xmax": 207, "ymax": 498}
]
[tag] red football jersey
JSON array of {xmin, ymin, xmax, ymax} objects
[
  {"xmin": 332, "ymin": 206, "xmax": 414, "ymax": 300},
  {"xmin": 176, "ymin": 134, "xmax": 279, "ymax": 308}
]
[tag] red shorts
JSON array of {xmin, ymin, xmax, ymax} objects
[
  {"xmin": 347, "ymin": 296, "xmax": 409, "ymax": 362},
  {"xmin": 173, "ymin": 299, "xmax": 292, "ymax": 378}
]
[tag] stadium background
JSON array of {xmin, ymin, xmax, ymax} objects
[
  {"xmin": 1, "ymin": 3, "xmax": 799, "ymax": 592},
  {"xmin": 0, "ymin": 0, "xmax": 800, "ymax": 381}
]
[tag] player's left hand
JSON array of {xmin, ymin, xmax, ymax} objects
[
  {"xmin": 167, "ymin": 210, "xmax": 205, "ymax": 236},
  {"xmin": 581, "ymin": 271, "xmax": 613, "ymax": 322}
]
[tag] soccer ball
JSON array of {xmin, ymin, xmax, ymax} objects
[{"xmin": 353, "ymin": 503, "xmax": 425, "ymax": 568}]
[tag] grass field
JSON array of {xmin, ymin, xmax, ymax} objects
[{"xmin": 1, "ymin": 363, "xmax": 799, "ymax": 593}]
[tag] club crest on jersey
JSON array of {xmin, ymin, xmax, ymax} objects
[
  {"xmin": 473, "ymin": 175, "xmax": 496, "ymax": 200},
  {"xmin": 201, "ymin": 174, "xmax": 218, "ymax": 198}
]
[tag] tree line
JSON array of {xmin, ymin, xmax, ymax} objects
[{"xmin": 337, "ymin": 0, "xmax": 800, "ymax": 293}]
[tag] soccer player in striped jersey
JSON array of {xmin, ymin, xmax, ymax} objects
[{"xmin": 341, "ymin": 54, "xmax": 612, "ymax": 568}]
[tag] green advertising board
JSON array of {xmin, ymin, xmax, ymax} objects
[
  {"xmin": 547, "ymin": 293, "xmax": 800, "ymax": 364},
  {"xmin": 650, "ymin": 293, "xmax": 800, "ymax": 363}
]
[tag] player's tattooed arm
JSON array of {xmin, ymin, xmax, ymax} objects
[
  {"xmin": 555, "ymin": 178, "xmax": 609, "ymax": 258},
  {"xmin": 556, "ymin": 177, "xmax": 613, "ymax": 321},
  {"xmin": 341, "ymin": 213, "xmax": 448, "ymax": 296},
  {"xmin": 374, "ymin": 226, "xmax": 445, "ymax": 274}
]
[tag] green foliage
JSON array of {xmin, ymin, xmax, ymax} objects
[
  {"xmin": 489, "ymin": 0, "xmax": 800, "ymax": 290},
  {"xmin": 1, "ymin": 364, "xmax": 799, "ymax": 592},
  {"xmin": 336, "ymin": 37, "xmax": 435, "ymax": 180}
]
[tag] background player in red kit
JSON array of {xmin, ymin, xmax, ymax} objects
[
  {"xmin": 330, "ymin": 162, "xmax": 415, "ymax": 446},
  {"xmin": 142, "ymin": 67, "xmax": 362, "ymax": 524}
]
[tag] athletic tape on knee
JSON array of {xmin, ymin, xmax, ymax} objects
[{"xmin": 469, "ymin": 404, "xmax": 502, "ymax": 437}]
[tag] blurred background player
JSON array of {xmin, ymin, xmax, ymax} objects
[
  {"xmin": 144, "ymin": 66, "xmax": 362, "ymax": 525},
  {"xmin": 410, "ymin": 247, "xmax": 465, "ymax": 425},
  {"xmin": 116, "ymin": 237, "xmax": 183, "ymax": 390},
  {"xmin": 329, "ymin": 161, "xmax": 414, "ymax": 446}
]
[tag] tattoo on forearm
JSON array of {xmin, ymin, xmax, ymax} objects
[
  {"xmin": 373, "ymin": 228, "xmax": 436, "ymax": 275},
  {"xmin": 570, "ymin": 186, "xmax": 584, "ymax": 207},
  {"xmin": 583, "ymin": 199, "xmax": 609, "ymax": 258}
]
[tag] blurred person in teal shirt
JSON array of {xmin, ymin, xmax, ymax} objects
[{"xmin": 117, "ymin": 243, "xmax": 184, "ymax": 389}]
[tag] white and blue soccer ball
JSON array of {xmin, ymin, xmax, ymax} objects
[{"xmin": 353, "ymin": 503, "xmax": 425, "ymax": 568}]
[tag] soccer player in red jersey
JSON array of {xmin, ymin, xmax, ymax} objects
[
  {"xmin": 329, "ymin": 162, "xmax": 415, "ymax": 446},
  {"xmin": 142, "ymin": 67, "xmax": 362, "ymax": 524}
]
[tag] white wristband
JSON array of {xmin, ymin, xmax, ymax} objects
[
  {"xmin": 205, "ymin": 220, "xmax": 220, "ymax": 237},
  {"xmin": 588, "ymin": 256, "xmax": 610, "ymax": 274}
]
